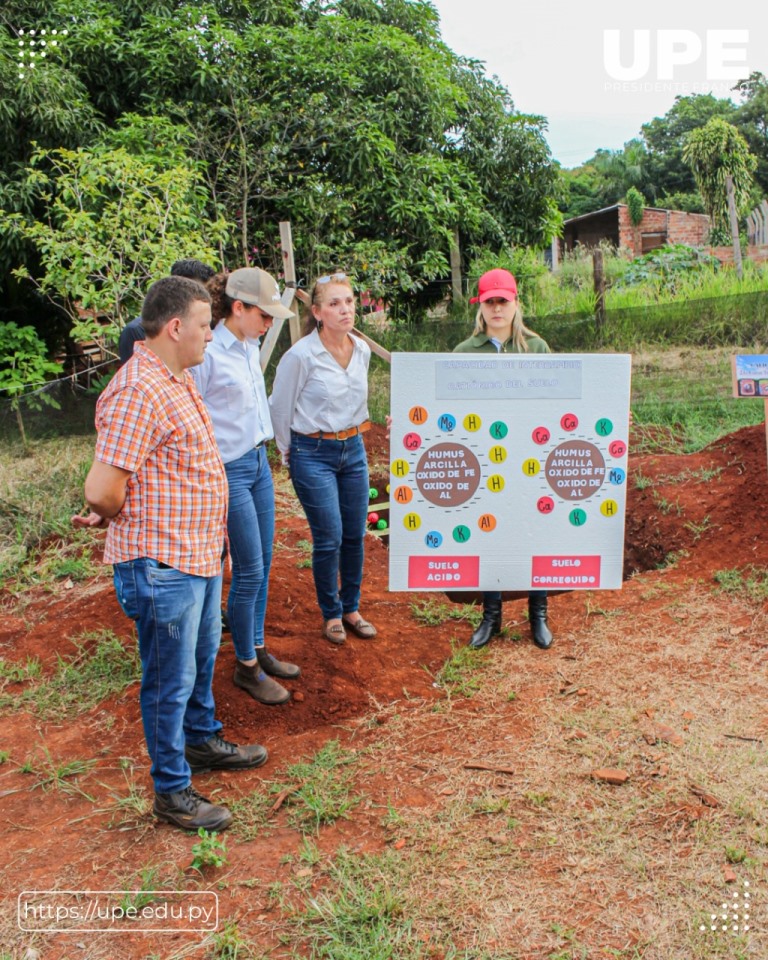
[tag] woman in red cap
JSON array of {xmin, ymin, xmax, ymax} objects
[{"xmin": 453, "ymin": 268, "xmax": 554, "ymax": 651}]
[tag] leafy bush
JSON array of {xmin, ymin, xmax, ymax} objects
[{"xmin": 617, "ymin": 245, "xmax": 720, "ymax": 292}]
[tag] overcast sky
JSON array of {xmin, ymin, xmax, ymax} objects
[{"xmin": 431, "ymin": 0, "xmax": 767, "ymax": 168}]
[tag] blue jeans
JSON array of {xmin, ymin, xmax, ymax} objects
[
  {"xmin": 224, "ymin": 446, "xmax": 274, "ymax": 661},
  {"xmin": 113, "ymin": 558, "xmax": 223, "ymax": 794},
  {"xmin": 289, "ymin": 432, "xmax": 369, "ymax": 621}
]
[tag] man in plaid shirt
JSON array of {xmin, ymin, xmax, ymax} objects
[{"xmin": 75, "ymin": 276, "xmax": 266, "ymax": 831}]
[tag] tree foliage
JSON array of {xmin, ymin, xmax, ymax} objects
[
  {"xmin": 562, "ymin": 86, "xmax": 768, "ymax": 221},
  {"xmin": 1, "ymin": 0, "xmax": 563, "ymax": 331},
  {"xmin": 682, "ymin": 118, "xmax": 757, "ymax": 243},
  {"xmin": 2, "ymin": 116, "xmax": 226, "ymax": 341}
]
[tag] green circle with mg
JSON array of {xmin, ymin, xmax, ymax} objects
[
  {"xmin": 452, "ymin": 525, "xmax": 471, "ymax": 543},
  {"xmin": 569, "ymin": 508, "xmax": 587, "ymax": 527},
  {"xmin": 489, "ymin": 420, "xmax": 508, "ymax": 440}
]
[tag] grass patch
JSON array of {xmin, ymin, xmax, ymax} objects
[
  {"xmin": 0, "ymin": 432, "xmax": 95, "ymax": 589},
  {"xmin": 295, "ymin": 539, "xmax": 313, "ymax": 569},
  {"xmin": 410, "ymin": 598, "xmax": 482, "ymax": 627},
  {"xmin": 0, "ymin": 629, "xmax": 140, "ymax": 717},
  {"xmin": 433, "ymin": 641, "xmax": 490, "ymax": 698},
  {"xmin": 21, "ymin": 748, "xmax": 97, "ymax": 800},
  {"xmin": 272, "ymin": 739, "xmax": 362, "ymax": 832},
  {"xmin": 290, "ymin": 846, "xmax": 426, "ymax": 960},
  {"xmin": 713, "ymin": 565, "xmax": 768, "ymax": 603}
]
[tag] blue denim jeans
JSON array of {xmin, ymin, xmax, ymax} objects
[
  {"xmin": 113, "ymin": 558, "xmax": 223, "ymax": 794},
  {"xmin": 224, "ymin": 446, "xmax": 274, "ymax": 661},
  {"xmin": 289, "ymin": 431, "xmax": 369, "ymax": 621}
]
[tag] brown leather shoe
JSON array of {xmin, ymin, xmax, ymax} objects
[
  {"xmin": 233, "ymin": 661, "xmax": 290, "ymax": 704},
  {"xmin": 154, "ymin": 785, "xmax": 233, "ymax": 831},
  {"xmin": 322, "ymin": 621, "xmax": 347, "ymax": 645},
  {"xmin": 342, "ymin": 616, "xmax": 377, "ymax": 639},
  {"xmin": 185, "ymin": 733, "xmax": 268, "ymax": 773},
  {"xmin": 256, "ymin": 647, "xmax": 301, "ymax": 679}
]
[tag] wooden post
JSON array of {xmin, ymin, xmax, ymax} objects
[
  {"xmin": 593, "ymin": 249, "xmax": 606, "ymax": 335},
  {"xmin": 279, "ymin": 220, "xmax": 302, "ymax": 343},
  {"xmin": 450, "ymin": 228, "xmax": 462, "ymax": 303},
  {"xmin": 259, "ymin": 221, "xmax": 300, "ymax": 372},
  {"xmin": 725, "ymin": 175, "xmax": 743, "ymax": 280},
  {"xmin": 550, "ymin": 236, "xmax": 560, "ymax": 273}
]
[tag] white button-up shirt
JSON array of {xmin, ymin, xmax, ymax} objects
[
  {"xmin": 191, "ymin": 321, "xmax": 273, "ymax": 464},
  {"xmin": 269, "ymin": 329, "xmax": 371, "ymax": 457}
]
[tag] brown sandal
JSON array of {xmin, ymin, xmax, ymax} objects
[
  {"xmin": 342, "ymin": 617, "xmax": 377, "ymax": 639},
  {"xmin": 322, "ymin": 621, "xmax": 347, "ymax": 645}
]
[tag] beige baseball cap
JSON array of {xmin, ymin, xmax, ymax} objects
[{"xmin": 225, "ymin": 268, "xmax": 294, "ymax": 319}]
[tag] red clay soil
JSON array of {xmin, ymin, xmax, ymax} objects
[{"xmin": 1, "ymin": 422, "xmax": 767, "ymax": 958}]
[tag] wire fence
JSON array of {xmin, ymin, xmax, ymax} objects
[{"xmin": 2, "ymin": 290, "xmax": 767, "ymax": 445}]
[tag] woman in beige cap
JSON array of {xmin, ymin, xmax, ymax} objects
[{"xmin": 193, "ymin": 267, "xmax": 301, "ymax": 706}]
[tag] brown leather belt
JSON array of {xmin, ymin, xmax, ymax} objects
[{"xmin": 305, "ymin": 420, "xmax": 372, "ymax": 441}]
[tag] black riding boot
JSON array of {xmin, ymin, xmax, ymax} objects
[
  {"xmin": 528, "ymin": 590, "xmax": 553, "ymax": 649},
  {"xmin": 469, "ymin": 593, "xmax": 502, "ymax": 649}
]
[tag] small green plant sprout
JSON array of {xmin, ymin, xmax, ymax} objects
[
  {"xmin": 0, "ymin": 750, "xmax": 9, "ymax": 763},
  {"xmin": 190, "ymin": 829, "xmax": 228, "ymax": 871},
  {"xmin": 633, "ymin": 470, "xmax": 653, "ymax": 490},
  {"xmin": 651, "ymin": 492, "xmax": 683, "ymax": 516},
  {"xmin": 119, "ymin": 865, "xmax": 164, "ymax": 912},
  {"xmin": 275, "ymin": 739, "xmax": 361, "ymax": 831},
  {"xmin": 684, "ymin": 516, "xmax": 711, "ymax": 542},
  {"xmin": 298, "ymin": 837, "xmax": 321, "ymax": 866},
  {"xmin": 207, "ymin": 920, "xmax": 257, "ymax": 959},
  {"xmin": 725, "ymin": 846, "xmax": 747, "ymax": 864}
]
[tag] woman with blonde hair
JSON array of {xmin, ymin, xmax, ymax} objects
[
  {"xmin": 269, "ymin": 272, "xmax": 377, "ymax": 646},
  {"xmin": 453, "ymin": 268, "xmax": 554, "ymax": 650}
]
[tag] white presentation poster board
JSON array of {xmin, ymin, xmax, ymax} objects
[{"xmin": 388, "ymin": 353, "xmax": 632, "ymax": 592}]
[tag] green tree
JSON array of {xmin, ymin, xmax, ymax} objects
[
  {"xmin": 682, "ymin": 118, "xmax": 757, "ymax": 244},
  {"xmin": 733, "ymin": 72, "xmax": 768, "ymax": 194},
  {"xmin": 0, "ymin": 322, "xmax": 62, "ymax": 448},
  {"xmin": 642, "ymin": 94, "xmax": 738, "ymax": 199},
  {"xmin": 2, "ymin": 0, "xmax": 563, "ymax": 321},
  {"xmin": 2, "ymin": 116, "xmax": 226, "ymax": 342}
]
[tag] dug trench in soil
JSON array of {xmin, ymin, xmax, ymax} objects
[{"xmin": 2, "ymin": 422, "xmax": 766, "ymax": 749}]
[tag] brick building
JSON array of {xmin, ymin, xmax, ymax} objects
[{"xmin": 562, "ymin": 203, "xmax": 711, "ymax": 257}]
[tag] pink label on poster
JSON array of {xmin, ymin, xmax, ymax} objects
[
  {"xmin": 531, "ymin": 556, "xmax": 601, "ymax": 588},
  {"xmin": 408, "ymin": 556, "xmax": 480, "ymax": 588}
]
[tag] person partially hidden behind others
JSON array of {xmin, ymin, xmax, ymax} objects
[{"xmin": 453, "ymin": 268, "xmax": 554, "ymax": 651}]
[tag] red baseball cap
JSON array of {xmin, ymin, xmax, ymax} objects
[{"xmin": 470, "ymin": 268, "xmax": 518, "ymax": 303}]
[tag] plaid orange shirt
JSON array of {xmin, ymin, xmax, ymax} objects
[{"xmin": 95, "ymin": 344, "xmax": 228, "ymax": 577}]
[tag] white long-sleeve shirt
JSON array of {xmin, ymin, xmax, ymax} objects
[
  {"xmin": 191, "ymin": 321, "xmax": 273, "ymax": 464},
  {"xmin": 269, "ymin": 329, "xmax": 371, "ymax": 456}
]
